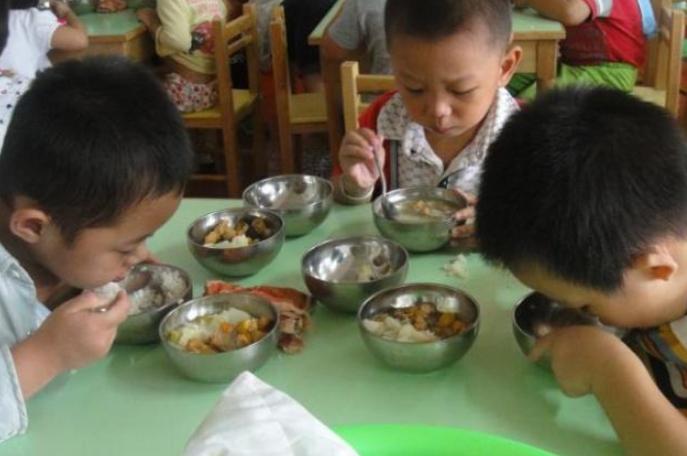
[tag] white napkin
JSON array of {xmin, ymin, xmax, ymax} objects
[{"xmin": 183, "ymin": 372, "xmax": 359, "ymax": 456}]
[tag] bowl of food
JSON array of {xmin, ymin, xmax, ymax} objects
[
  {"xmin": 372, "ymin": 187, "xmax": 466, "ymax": 252},
  {"xmin": 159, "ymin": 293, "xmax": 279, "ymax": 383},
  {"xmin": 358, "ymin": 283, "xmax": 480, "ymax": 372},
  {"xmin": 187, "ymin": 208, "xmax": 285, "ymax": 277},
  {"xmin": 301, "ymin": 236, "xmax": 409, "ymax": 313},
  {"xmin": 242, "ymin": 174, "xmax": 333, "ymax": 237},
  {"xmin": 114, "ymin": 263, "xmax": 193, "ymax": 344},
  {"xmin": 512, "ymin": 292, "xmax": 624, "ymax": 367}
]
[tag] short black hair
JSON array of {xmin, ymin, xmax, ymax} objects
[
  {"xmin": 384, "ymin": 0, "xmax": 512, "ymax": 50},
  {"xmin": 476, "ymin": 87, "xmax": 687, "ymax": 291},
  {"xmin": 0, "ymin": 56, "xmax": 193, "ymax": 241}
]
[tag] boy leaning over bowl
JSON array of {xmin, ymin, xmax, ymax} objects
[
  {"xmin": 332, "ymin": 0, "xmax": 522, "ymax": 241},
  {"xmin": 0, "ymin": 56, "xmax": 193, "ymax": 442},
  {"xmin": 476, "ymin": 86, "xmax": 687, "ymax": 453}
]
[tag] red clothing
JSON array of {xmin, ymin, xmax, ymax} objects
[{"xmin": 560, "ymin": 0, "xmax": 646, "ymax": 68}]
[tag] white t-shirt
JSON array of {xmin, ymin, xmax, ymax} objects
[{"xmin": 0, "ymin": 9, "xmax": 61, "ymax": 78}]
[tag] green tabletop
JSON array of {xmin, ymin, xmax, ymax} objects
[
  {"xmin": 77, "ymin": 9, "xmax": 143, "ymax": 37},
  {"xmin": 0, "ymin": 199, "xmax": 621, "ymax": 456},
  {"xmin": 308, "ymin": 5, "xmax": 564, "ymax": 45}
]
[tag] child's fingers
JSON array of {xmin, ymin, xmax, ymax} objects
[
  {"xmin": 453, "ymin": 206, "xmax": 475, "ymax": 223},
  {"xmin": 451, "ymin": 224, "xmax": 475, "ymax": 239},
  {"xmin": 452, "ymin": 188, "xmax": 478, "ymax": 206},
  {"xmin": 62, "ymin": 290, "xmax": 104, "ymax": 313},
  {"xmin": 528, "ymin": 335, "xmax": 553, "ymax": 363},
  {"xmin": 98, "ymin": 291, "xmax": 131, "ymax": 325}
]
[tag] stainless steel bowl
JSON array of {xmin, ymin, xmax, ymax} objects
[
  {"xmin": 159, "ymin": 293, "xmax": 279, "ymax": 383},
  {"xmin": 358, "ymin": 283, "xmax": 480, "ymax": 372},
  {"xmin": 243, "ymin": 174, "xmax": 333, "ymax": 237},
  {"xmin": 115, "ymin": 263, "xmax": 193, "ymax": 345},
  {"xmin": 187, "ymin": 208, "xmax": 285, "ymax": 277},
  {"xmin": 372, "ymin": 187, "xmax": 466, "ymax": 252},
  {"xmin": 512, "ymin": 292, "xmax": 624, "ymax": 367},
  {"xmin": 302, "ymin": 236, "xmax": 409, "ymax": 313}
]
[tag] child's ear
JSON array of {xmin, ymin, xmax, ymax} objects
[
  {"xmin": 9, "ymin": 207, "xmax": 51, "ymax": 244},
  {"xmin": 498, "ymin": 42, "xmax": 523, "ymax": 87},
  {"xmin": 632, "ymin": 243, "xmax": 679, "ymax": 281}
]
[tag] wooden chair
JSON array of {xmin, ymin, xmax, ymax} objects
[
  {"xmin": 270, "ymin": 6, "xmax": 328, "ymax": 174},
  {"xmin": 341, "ymin": 61, "xmax": 395, "ymax": 132},
  {"xmin": 633, "ymin": 0, "xmax": 684, "ymax": 115},
  {"xmin": 183, "ymin": 4, "xmax": 264, "ymax": 197}
]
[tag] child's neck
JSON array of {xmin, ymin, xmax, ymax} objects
[
  {"xmin": 0, "ymin": 206, "xmax": 62, "ymax": 304},
  {"xmin": 425, "ymin": 123, "xmax": 481, "ymax": 168}
]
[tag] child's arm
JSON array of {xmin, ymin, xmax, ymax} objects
[
  {"xmin": 513, "ymin": 0, "xmax": 592, "ymax": 26},
  {"xmin": 531, "ymin": 326, "xmax": 687, "ymax": 454},
  {"xmin": 10, "ymin": 290, "xmax": 129, "ymax": 399},
  {"xmin": 49, "ymin": 0, "xmax": 88, "ymax": 51},
  {"xmin": 334, "ymin": 128, "xmax": 384, "ymax": 204}
]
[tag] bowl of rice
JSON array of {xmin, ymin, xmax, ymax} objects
[
  {"xmin": 159, "ymin": 293, "xmax": 279, "ymax": 382},
  {"xmin": 112, "ymin": 263, "xmax": 193, "ymax": 344}
]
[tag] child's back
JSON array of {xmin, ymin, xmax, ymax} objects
[
  {"xmin": 0, "ymin": 55, "xmax": 192, "ymax": 442},
  {"xmin": 476, "ymin": 87, "xmax": 687, "ymax": 454}
]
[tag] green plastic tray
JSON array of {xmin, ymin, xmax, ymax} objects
[{"xmin": 335, "ymin": 425, "xmax": 556, "ymax": 456}]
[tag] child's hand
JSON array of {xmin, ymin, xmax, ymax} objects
[
  {"xmin": 50, "ymin": 0, "xmax": 72, "ymax": 18},
  {"xmin": 33, "ymin": 290, "xmax": 130, "ymax": 372},
  {"xmin": 339, "ymin": 128, "xmax": 385, "ymax": 195},
  {"xmin": 136, "ymin": 8, "xmax": 160, "ymax": 31},
  {"xmin": 529, "ymin": 325, "xmax": 630, "ymax": 397},
  {"xmin": 450, "ymin": 188, "xmax": 477, "ymax": 239}
]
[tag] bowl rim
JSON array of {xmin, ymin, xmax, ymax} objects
[
  {"xmin": 357, "ymin": 282, "xmax": 481, "ymax": 345},
  {"xmin": 371, "ymin": 186, "xmax": 467, "ymax": 223},
  {"xmin": 158, "ymin": 292, "xmax": 281, "ymax": 356},
  {"xmin": 242, "ymin": 174, "xmax": 334, "ymax": 211},
  {"xmin": 123, "ymin": 262, "xmax": 193, "ymax": 318},
  {"xmin": 301, "ymin": 235, "xmax": 410, "ymax": 285},
  {"xmin": 186, "ymin": 207, "xmax": 285, "ymax": 250}
]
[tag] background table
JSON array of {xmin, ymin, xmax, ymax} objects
[
  {"xmin": 0, "ymin": 199, "xmax": 621, "ymax": 456},
  {"xmin": 50, "ymin": 9, "xmax": 154, "ymax": 64},
  {"xmin": 309, "ymin": 6, "xmax": 566, "ymax": 162}
]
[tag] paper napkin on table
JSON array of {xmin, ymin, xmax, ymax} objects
[{"xmin": 184, "ymin": 371, "xmax": 359, "ymax": 456}]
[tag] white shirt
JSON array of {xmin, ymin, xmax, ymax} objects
[
  {"xmin": 0, "ymin": 72, "xmax": 31, "ymax": 151},
  {"xmin": 0, "ymin": 9, "xmax": 60, "ymax": 78},
  {"xmin": 0, "ymin": 242, "xmax": 50, "ymax": 442},
  {"xmin": 376, "ymin": 88, "xmax": 519, "ymax": 195}
]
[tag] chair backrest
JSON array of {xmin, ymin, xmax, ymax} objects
[
  {"xmin": 642, "ymin": 0, "xmax": 684, "ymax": 114},
  {"xmin": 341, "ymin": 61, "xmax": 396, "ymax": 132},
  {"xmin": 270, "ymin": 6, "xmax": 292, "ymax": 125},
  {"xmin": 214, "ymin": 3, "xmax": 260, "ymax": 123}
]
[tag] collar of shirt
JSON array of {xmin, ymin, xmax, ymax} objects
[{"xmin": 375, "ymin": 88, "xmax": 519, "ymax": 180}]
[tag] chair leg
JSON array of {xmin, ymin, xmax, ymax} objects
[
  {"xmin": 277, "ymin": 118, "xmax": 295, "ymax": 175},
  {"xmin": 221, "ymin": 125, "xmax": 241, "ymax": 197},
  {"xmin": 251, "ymin": 105, "xmax": 267, "ymax": 179}
]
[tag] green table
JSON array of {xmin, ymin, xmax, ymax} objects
[
  {"xmin": 50, "ymin": 9, "xmax": 153, "ymax": 64},
  {"xmin": 0, "ymin": 199, "xmax": 621, "ymax": 456}
]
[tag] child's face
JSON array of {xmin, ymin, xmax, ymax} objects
[
  {"xmin": 389, "ymin": 22, "xmax": 519, "ymax": 141},
  {"xmin": 512, "ymin": 259, "xmax": 687, "ymax": 329},
  {"xmin": 35, "ymin": 192, "xmax": 182, "ymax": 290}
]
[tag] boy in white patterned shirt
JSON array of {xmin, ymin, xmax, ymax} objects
[{"xmin": 333, "ymin": 0, "xmax": 521, "ymax": 239}]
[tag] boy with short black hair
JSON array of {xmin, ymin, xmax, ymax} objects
[
  {"xmin": 476, "ymin": 87, "xmax": 687, "ymax": 453},
  {"xmin": 334, "ymin": 0, "xmax": 521, "ymax": 239},
  {"xmin": 0, "ymin": 56, "xmax": 193, "ymax": 442}
]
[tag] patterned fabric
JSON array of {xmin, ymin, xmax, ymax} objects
[
  {"xmin": 374, "ymin": 88, "xmax": 519, "ymax": 195},
  {"xmin": 0, "ymin": 72, "xmax": 31, "ymax": 151},
  {"xmin": 0, "ymin": 242, "xmax": 50, "ymax": 442},
  {"xmin": 163, "ymin": 72, "xmax": 217, "ymax": 113},
  {"xmin": 631, "ymin": 315, "xmax": 687, "ymax": 409}
]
